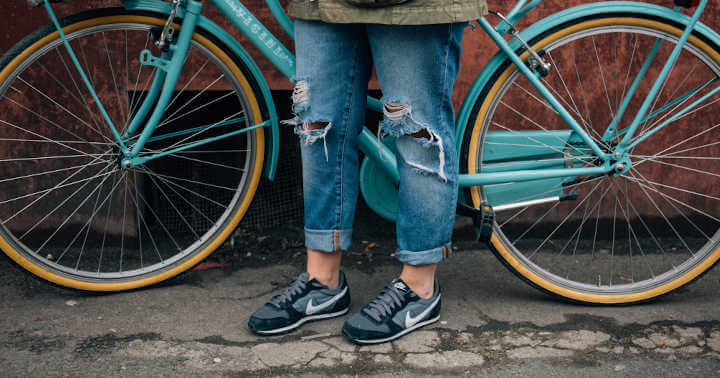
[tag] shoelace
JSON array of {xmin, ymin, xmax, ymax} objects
[
  {"xmin": 362, "ymin": 283, "xmax": 407, "ymax": 322},
  {"xmin": 268, "ymin": 274, "xmax": 309, "ymax": 308}
]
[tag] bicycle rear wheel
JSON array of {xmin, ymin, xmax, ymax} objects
[
  {"xmin": 0, "ymin": 9, "xmax": 265, "ymax": 291},
  {"xmin": 462, "ymin": 14, "xmax": 720, "ymax": 304}
]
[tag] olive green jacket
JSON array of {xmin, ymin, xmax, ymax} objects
[{"xmin": 287, "ymin": 0, "xmax": 488, "ymax": 25}]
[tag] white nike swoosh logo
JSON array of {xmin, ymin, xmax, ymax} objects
[
  {"xmin": 305, "ymin": 286, "xmax": 348, "ymax": 315},
  {"xmin": 404, "ymin": 294, "xmax": 441, "ymax": 329}
]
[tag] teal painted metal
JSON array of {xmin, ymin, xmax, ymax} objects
[
  {"xmin": 359, "ymin": 150, "xmax": 399, "ymax": 222},
  {"xmin": 627, "ymin": 82, "xmax": 720, "ymax": 151},
  {"xmin": 43, "ymin": 0, "xmax": 128, "ymax": 153},
  {"xmin": 459, "ymin": 165, "xmax": 610, "ymax": 187},
  {"xmin": 209, "ymin": 0, "xmax": 295, "ymax": 78},
  {"xmin": 485, "ymin": 178, "xmax": 564, "ymax": 207},
  {"xmin": 130, "ymin": 121, "xmax": 270, "ymax": 166},
  {"xmin": 617, "ymin": 0, "xmax": 708, "ymax": 155},
  {"xmin": 477, "ymin": 17, "xmax": 609, "ymax": 161},
  {"xmin": 124, "ymin": 58, "xmax": 167, "ymax": 139},
  {"xmin": 498, "ymin": 0, "xmax": 542, "ymax": 36},
  {"xmin": 140, "ymin": 117, "xmax": 246, "ymax": 144},
  {"xmin": 122, "ymin": 0, "xmax": 281, "ymax": 180},
  {"xmin": 455, "ymin": 1, "xmax": 720, "ymax": 157},
  {"xmin": 357, "ymin": 128, "xmax": 400, "ymax": 184},
  {"xmin": 482, "ymin": 130, "xmax": 572, "ymax": 165},
  {"xmin": 127, "ymin": 0, "xmax": 203, "ymax": 160},
  {"xmin": 637, "ymin": 78, "xmax": 716, "ymax": 125},
  {"xmin": 604, "ymin": 38, "xmax": 663, "ymax": 141},
  {"xmin": 265, "ymin": 0, "xmax": 294, "ymax": 40}
]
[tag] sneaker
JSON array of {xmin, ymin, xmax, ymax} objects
[
  {"xmin": 248, "ymin": 271, "xmax": 350, "ymax": 335},
  {"xmin": 342, "ymin": 278, "xmax": 441, "ymax": 344}
]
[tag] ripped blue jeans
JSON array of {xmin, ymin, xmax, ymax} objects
[{"xmin": 290, "ymin": 19, "xmax": 465, "ymax": 266}]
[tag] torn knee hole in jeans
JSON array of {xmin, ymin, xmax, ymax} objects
[
  {"xmin": 281, "ymin": 80, "xmax": 332, "ymax": 160},
  {"xmin": 379, "ymin": 101, "xmax": 448, "ymax": 182}
]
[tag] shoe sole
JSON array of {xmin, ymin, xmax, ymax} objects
[
  {"xmin": 251, "ymin": 307, "xmax": 350, "ymax": 335},
  {"xmin": 343, "ymin": 314, "xmax": 441, "ymax": 345}
]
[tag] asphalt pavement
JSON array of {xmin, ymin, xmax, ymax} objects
[{"xmin": 2, "ymin": 230, "xmax": 720, "ymax": 377}]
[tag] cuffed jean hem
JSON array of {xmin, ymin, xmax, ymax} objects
[
  {"xmin": 394, "ymin": 242, "xmax": 453, "ymax": 266},
  {"xmin": 305, "ymin": 228, "xmax": 353, "ymax": 252}
]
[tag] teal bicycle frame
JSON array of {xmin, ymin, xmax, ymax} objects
[{"xmin": 41, "ymin": 0, "xmax": 715, "ymax": 197}]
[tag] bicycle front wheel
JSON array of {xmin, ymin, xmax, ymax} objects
[
  {"xmin": 0, "ymin": 9, "xmax": 265, "ymax": 291},
  {"xmin": 462, "ymin": 14, "xmax": 720, "ymax": 304}
]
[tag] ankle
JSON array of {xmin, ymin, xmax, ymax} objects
[
  {"xmin": 306, "ymin": 249, "xmax": 342, "ymax": 289},
  {"xmin": 400, "ymin": 275, "xmax": 434, "ymax": 299},
  {"xmin": 308, "ymin": 270, "xmax": 340, "ymax": 289},
  {"xmin": 400, "ymin": 264, "xmax": 437, "ymax": 299}
]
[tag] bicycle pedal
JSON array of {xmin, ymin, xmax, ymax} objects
[{"xmin": 456, "ymin": 203, "xmax": 495, "ymax": 243}]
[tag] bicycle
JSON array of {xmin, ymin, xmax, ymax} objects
[{"xmin": 1, "ymin": 0, "xmax": 719, "ymax": 304}]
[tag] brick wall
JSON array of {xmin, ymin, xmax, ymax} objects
[{"xmin": 6, "ymin": 0, "xmax": 720, "ymax": 107}]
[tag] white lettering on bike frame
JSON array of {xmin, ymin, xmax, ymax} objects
[{"xmin": 222, "ymin": 0, "xmax": 294, "ymax": 68}]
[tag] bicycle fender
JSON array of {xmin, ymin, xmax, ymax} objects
[
  {"xmin": 123, "ymin": 0, "xmax": 281, "ymax": 180},
  {"xmin": 455, "ymin": 1, "xmax": 720, "ymax": 153}
]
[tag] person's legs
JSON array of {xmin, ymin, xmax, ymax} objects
[
  {"xmin": 370, "ymin": 21, "xmax": 465, "ymax": 276},
  {"xmin": 248, "ymin": 19, "xmax": 372, "ymax": 334},
  {"xmin": 292, "ymin": 20, "xmax": 373, "ymax": 288},
  {"xmin": 342, "ymin": 22, "xmax": 466, "ymax": 344}
]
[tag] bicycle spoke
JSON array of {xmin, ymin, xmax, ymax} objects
[
  {"xmin": 20, "ymin": 163, "xmax": 117, "ymax": 241},
  {"xmin": 527, "ymin": 177, "xmax": 607, "ymax": 260},
  {"xmin": 40, "ymin": 164, "xmax": 119, "ymax": 256},
  {"xmin": 143, "ymin": 170, "xmax": 201, "ymax": 240},
  {"xmin": 611, "ymin": 178, "xmax": 657, "ymax": 278},
  {"xmin": 138, "ymin": 166, "xmax": 230, "ymax": 209},
  {"xmin": 571, "ymin": 45, "xmax": 595, "ymax": 131},
  {"xmin": 17, "ymin": 77, "xmax": 112, "ymax": 143},
  {"xmin": 592, "ymin": 35, "xmax": 616, "ymax": 118},
  {"xmin": 0, "ymin": 168, "xmax": 116, "ymax": 207},
  {"xmin": 546, "ymin": 51, "xmax": 590, "ymax": 129},
  {"xmin": 126, "ymin": 32, "xmax": 151, "ymax": 120},
  {"xmin": 157, "ymin": 74, "xmax": 226, "ymax": 127},
  {"xmin": 3, "ymin": 97, "xmax": 108, "ymax": 152},
  {"xmin": 102, "ymin": 31, "xmax": 128, "ymax": 126},
  {"xmin": 144, "ymin": 149, "xmax": 247, "ymax": 172},
  {"xmin": 164, "ymin": 55, "xmax": 210, "ymax": 112},
  {"xmin": 126, "ymin": 176, "xmax": 164, "ymax": 264},
  {"xmin": 626, "ymin": 170, "xmax": 696, "ymax": 256},
  {"xmin": 74, "ymin": 176, "xmax": 107, "ymax": 270},
  {"xmin": 633, "ymin": 121, "xmax": 720, "ymax": 166},
  {"xmin": 0, "ymin": 16, "xmax": 260, "ymax": 283},
  {"xmin": 2, "ymin": 151, "xmax": 113, "ymax": 223},
  {"xmin": 155, "ymin": 110, "xmax": 246, "ymax": 153},
  {"xmin": 141, "ymin": 168, "xmax": 216, "ymax": 224},
  {"xmin": 157, "ymin": 90, "xmax": 238, "ymax": 131},
  {"xmin": 38, "ymin": 59, "xmax": 104, "ymax": 131},
  {"xmin": 134, "ymin": 169, "xmax": 238, "ymax": 192},
  {"xmin": 613, "ymin": 175, "xmax": 669, "ymax": 257},
  {"xmin": 97, "ymin": 170, "xmax": 120, "ymax": 273},
  {"xmin": 0, "ymin": 159, "xmax": 110, "ymax": 185}
]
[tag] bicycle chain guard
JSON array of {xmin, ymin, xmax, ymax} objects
[{"xmin": 360, "ymin": 154, "xmax": 399, "ymax": 222}]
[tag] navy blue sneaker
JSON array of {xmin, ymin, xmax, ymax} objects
[
  {"xmin": 248, "ymin": 271, "xmax": 350, "ymax": 335},
  {"xmin": 342, "ymin": 278, "xmax": 441, "ymax": 344}
]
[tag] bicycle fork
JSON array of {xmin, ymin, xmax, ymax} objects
[
  {"xmin": 121, "ymin": 0, "xmax": 204, "ymax": 168},
  {"xmin": 42, "ymin": 0, "xmax": 209, "ymax": 167}
]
